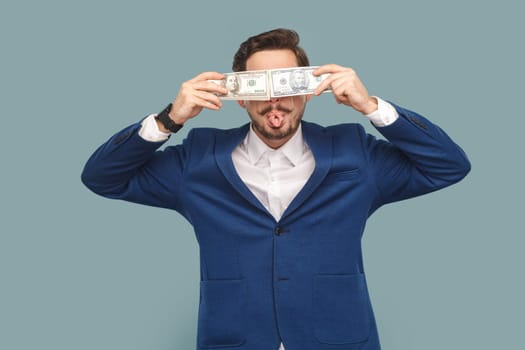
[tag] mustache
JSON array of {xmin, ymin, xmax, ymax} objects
[{"xmin": 259, "ymin": 104, "xmax": 293, "ymax": 115}]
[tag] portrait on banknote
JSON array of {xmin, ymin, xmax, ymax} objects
[
  {"xmin": 289, "ymin": 69, "xmax": 309, "ymax": 92},
  {"xmin": 225, "ymin": 73, "xmax": 240, "ymax": 95}
]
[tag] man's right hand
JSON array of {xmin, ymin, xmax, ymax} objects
[{"xmin": 157, "ymin": 72, "xmax": 228, "ymax": 132}]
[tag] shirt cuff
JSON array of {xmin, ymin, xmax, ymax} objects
[
  {"xmin": 139, "ymin": 114, "xmax": 171, "ymax": 142},
  {"xmin": 364, "ymin": 97, "xmax": 399, "ymax": 127}
]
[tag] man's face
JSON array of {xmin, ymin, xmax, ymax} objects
[{"xmin": 238, "ymin": 49, "xmax": 310, "ymax": 149}]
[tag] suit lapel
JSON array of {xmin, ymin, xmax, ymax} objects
[
  {"xmin": 214, "ymin": 121, "xmax": 333, "ymax": 221},
  {"xmin": 282, "ymin": 121, "xmax": 333, "ymax": 220},
  {"xmin": 214, "ymin": 124, "xmax": 272, "ymax": 216}
]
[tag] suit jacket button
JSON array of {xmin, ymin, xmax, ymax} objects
[{"xmin": 274, "ymin": 227, "xmax": 284, "ymax": 235}]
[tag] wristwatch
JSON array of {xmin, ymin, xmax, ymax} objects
[{"xmin": 155, "ymin": 103, "xmax": 183, "ymax": 133}]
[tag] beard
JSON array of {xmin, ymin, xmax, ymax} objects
[{"xmin": 249, "ymin": 103, "xmax": 305, "ymax": 141}]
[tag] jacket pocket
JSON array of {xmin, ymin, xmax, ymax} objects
[
  {"xmin": 322, "ymin": 169, "xmax": 360, "ymax": 184},
  {"xmin": 198, "ymin": 279, "xmax": 246, "ymax": 348},
  {"xmin": 313, "ymin": 273, "xmax": 371, "ymax": 344}
]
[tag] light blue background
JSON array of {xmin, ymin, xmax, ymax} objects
[{"xmin": 1, "ymin": 1, "xmax": 523, "ymax": 349}]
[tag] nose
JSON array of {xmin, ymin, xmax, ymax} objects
[{"xmin": 268, "ymin": 97, "xmax": 280, "ymax": 104}]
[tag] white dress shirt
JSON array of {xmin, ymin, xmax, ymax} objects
[
  {"xmin": 231, "ymin": 123, "xmax": 314, "ymax": 221},
  {"xmin": 138, "ymin": 97, "xmax": 398, "ymax": 350}
]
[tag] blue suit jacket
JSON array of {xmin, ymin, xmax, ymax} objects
[{"xmin": 82, "ymin": 103, "xmax": 470, "ymax": 350}]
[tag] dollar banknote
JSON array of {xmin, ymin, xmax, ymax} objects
[
  {"xmin": 209, "ymin": 70, "xmax": 269, "ymax": 100},
  {"xmin": 209, "ymin": 66, "xmax": 330, "ymax": 100},
  {"xmin": 270, "ymin": 67, "xmax": 330, "ymax": 97}
]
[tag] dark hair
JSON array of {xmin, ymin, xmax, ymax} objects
[{"xmin": 232, "ymin": 28, "xmax": 309, "ymax": 72}]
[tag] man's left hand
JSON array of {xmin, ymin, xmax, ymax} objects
[{"xmin": 313, "ymin": 64, "xmax": 378, "ymax": 115}]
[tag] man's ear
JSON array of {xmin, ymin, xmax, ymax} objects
[
  {"xmin": 237, "ymin": 100, "xmax": 246, "ymax": 108},
  {"xmin": 305, "ymin": 94, "xmax": 312, "ymax": 102}
]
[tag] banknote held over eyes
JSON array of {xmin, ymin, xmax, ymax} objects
[{"xmin": 209, "ymin": 66, "xmax": 330, "ymax": 100}]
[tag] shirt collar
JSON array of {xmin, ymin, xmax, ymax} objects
[{"xmin": 243, "ymin": 123, "xmax": 308, "ymax": 166}]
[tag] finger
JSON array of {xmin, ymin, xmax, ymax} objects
[
  {"xmin": 193, "ymin": 91, "xmax": 223, "ymax": 109},
  {"xmin": 314, "ymin": 74, "xmax": 337, "ymax": 95},
  {"xmin": 313, "ymin": 64, "xmax": 346, "ymax": 76},
  {"xmin": 189, "ymin": 71, "xmax": 225, "ymax": 83},
  {"xmin": 314, "ymin": 70, "xmax": 350, "ymax": 95},
  {"xmin": 189, "ymin": 95, "xmax": 221, "ymax": 111},
  {"xmin": 193, "ymin": 80, "xmax": 229, "ymax": 95},
  {"xmin": 330, "ymin": 75, "xmax": 351, "ymax": 93},
  {"xmin": 200, "ymin": 100, "xmax": 222, "ymax": 110},
  {"xmin": 318, "ymin": 68, "xmax": 359, "ymax": 95},
  {"xmin": 333, "ymin": 91, "xmax": 346, "ymax": 105},
  {"xmin": 332, "ymin": 84, "xmax": 349, "ymax": 100}
]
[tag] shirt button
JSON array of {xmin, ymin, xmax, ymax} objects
[{"xmin": 274, "ymin": 227, "xmax": 284, "ymax": 235}]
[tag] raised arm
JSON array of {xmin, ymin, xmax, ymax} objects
[{"xmin": 81, "ymin": 72, "xmax": 228, "ymax": 211}]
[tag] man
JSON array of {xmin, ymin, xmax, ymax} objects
[{"xmin": 82, "ymin": 28, "xmax": 470, "ymax": 350}]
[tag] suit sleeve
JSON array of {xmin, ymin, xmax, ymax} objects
[
  {"xmin": 81, "ymin": 121, "xmax": 192, "ymax": 215},
  {"xmin": 366, "ymin": 103, "xmax": 471, "ymax": 210}
]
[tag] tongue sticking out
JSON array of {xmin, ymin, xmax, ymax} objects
[{"xmin": 267, "ymin": 111, "xmax": 285, "ymax": 128}]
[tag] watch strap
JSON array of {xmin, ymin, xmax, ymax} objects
[{"xmin": 156, "ymin": 103, "xmax": 183, "ymax": 133}]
